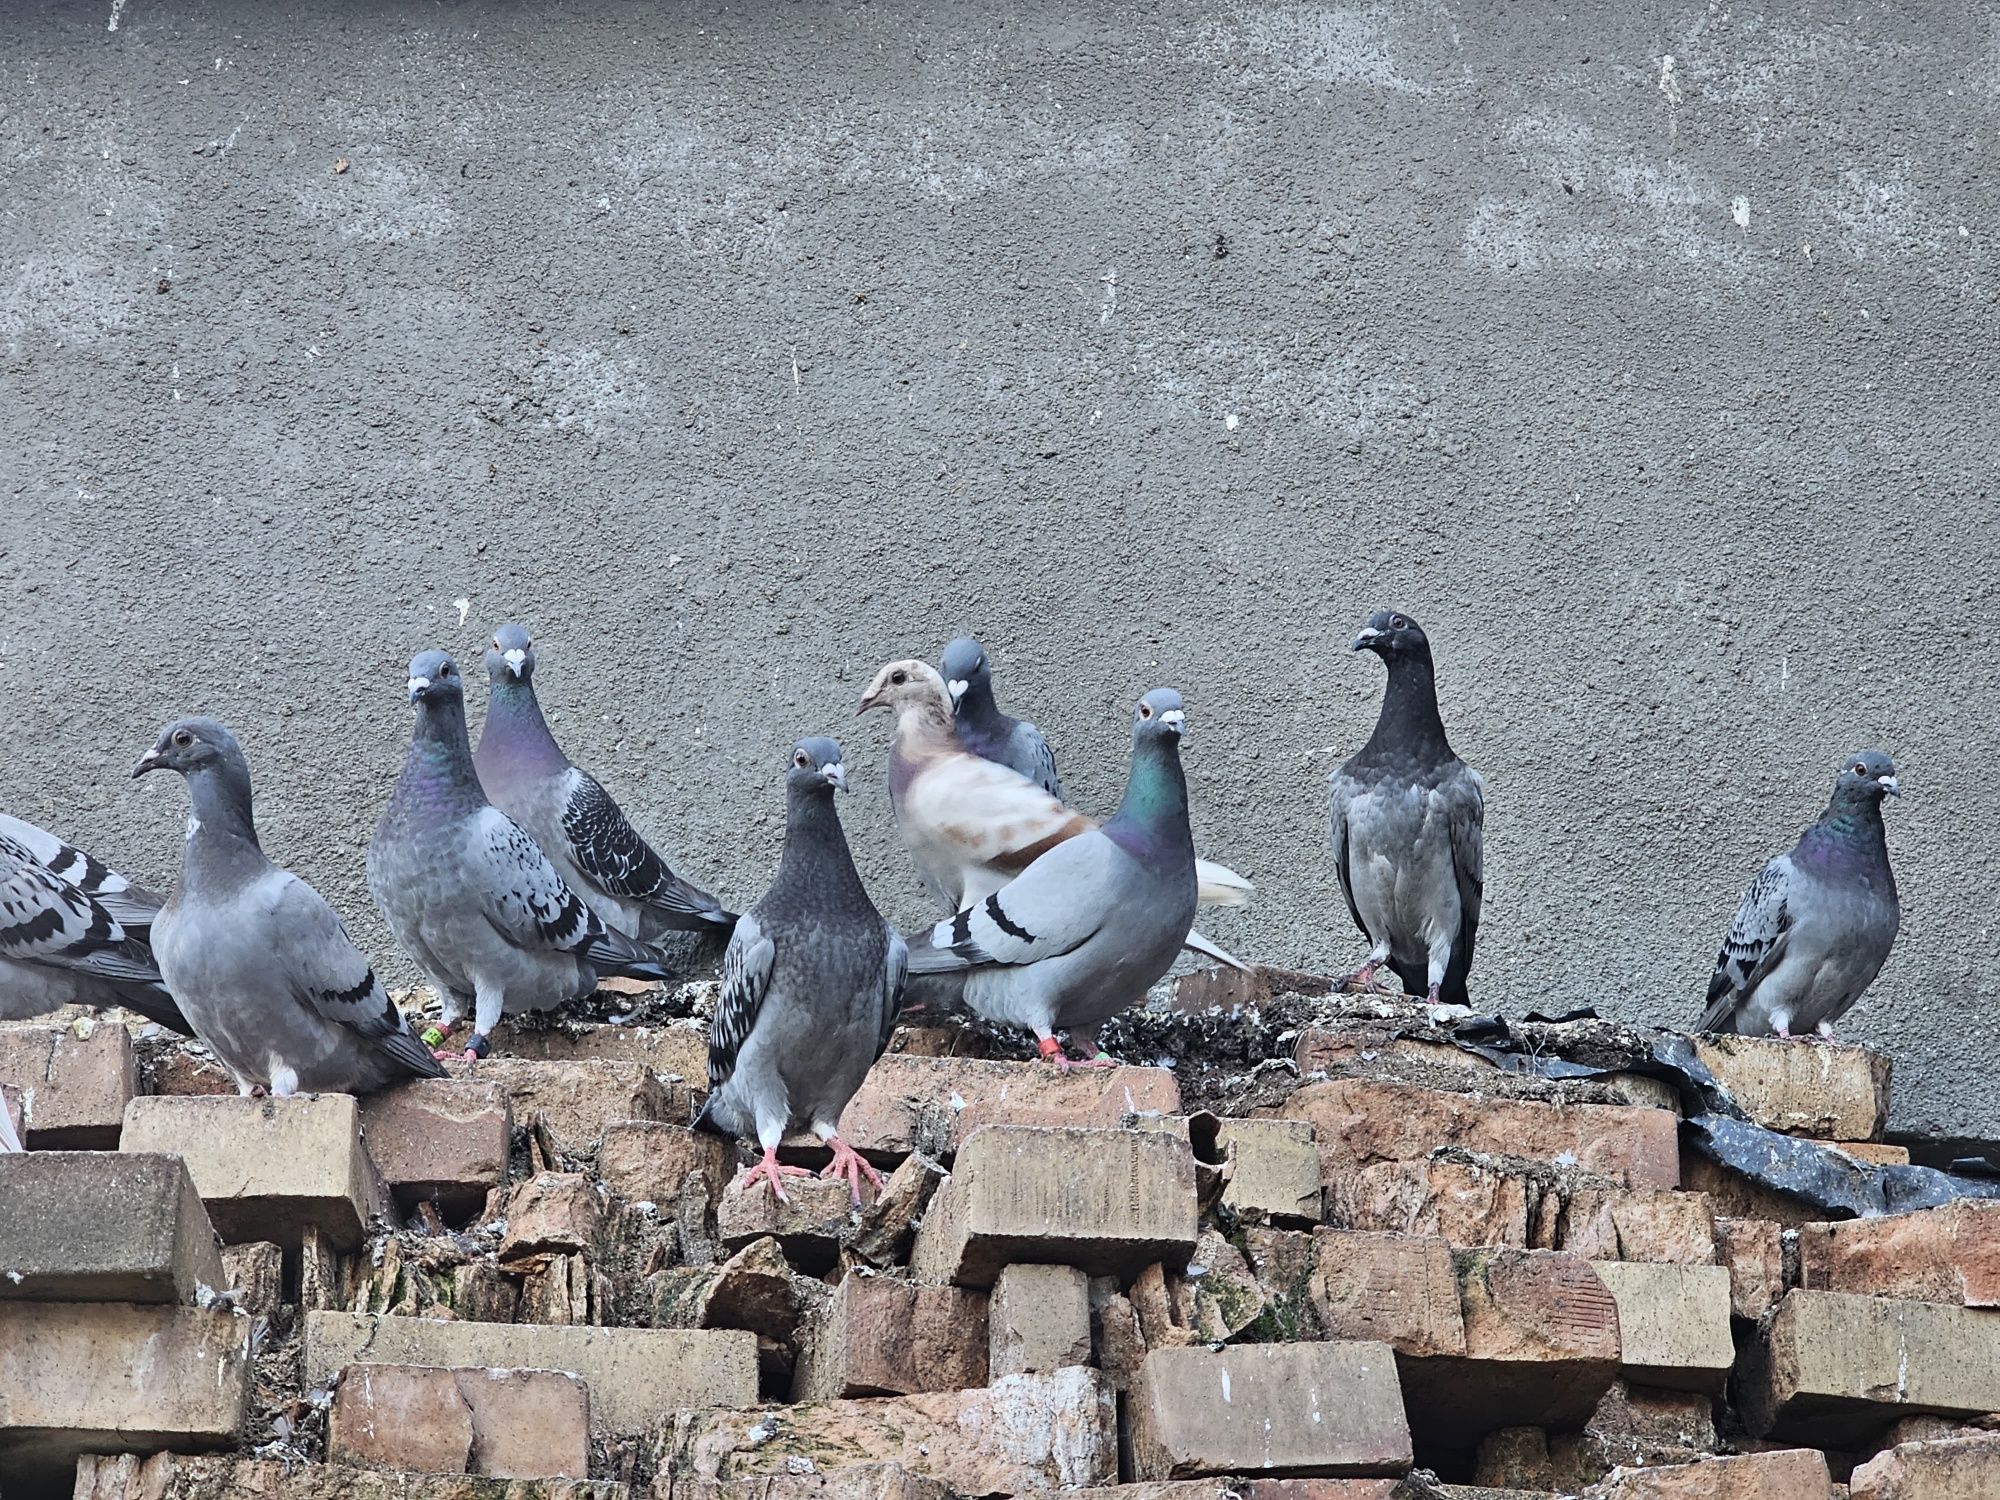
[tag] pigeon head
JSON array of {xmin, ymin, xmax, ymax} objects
[
  {"xmin": 938, "ymin": 636, "xmax": 990, "ymax": 709},
  {"xmin": 406, "ymin": 650, "xmax": 464, "ymax": 707},
  {"xmin": 132, "ymin": 716, "xmax": 243, "ymax": 780},
  {"xmin": 856, "ymin": 659, "xmax": 953, "ymax": 721},
  {"xmin": 1352, "ymin": 609, "xmax": 1431, "ymax": 661},
  {"xmin": 1835, "ymin": 749, "xmax": 1901, "ymax": 802},
  {"xmin": 484, "ymin": 623, "xmax": 536, "ymax": 684},
  {"xmin": 788, "ymin": 736, "xmax": 849, "ymax": 793},
  {"xmin": 1133, "ymin": 687, "xmax": 1187, "ymax": 746}
]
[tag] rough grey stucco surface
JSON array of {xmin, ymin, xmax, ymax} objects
[{"xmin": 3, "ymin": 1, "xmax": 1994, "ymax": 1137}]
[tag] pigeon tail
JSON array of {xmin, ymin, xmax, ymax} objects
[{"xmin": 584, "ymin": 925, "xmax": 679, "ymax": 983}]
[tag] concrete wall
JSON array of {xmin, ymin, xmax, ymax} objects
[{"xmin": 4, "ymin": 0, "xmax": 1995, "ymax": 1139}]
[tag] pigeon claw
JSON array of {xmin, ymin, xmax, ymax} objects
[
  {"xmin": 1336, "ymin": 960, "xmax": 1382, "ymax": 995},
  {"xmin": 737, "ymin": 1148, "xmax": 813, "ymax": 1204},
  {"xmin": 819, "ymin": 1137, "xmax": 883, "ymax": 1205}
]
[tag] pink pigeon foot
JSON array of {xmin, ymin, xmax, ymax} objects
[
  {"xmin": 820, "ymin": 1136, "xmax": 883, "ymax": 1204},
  {"xmin": 1337, "ymin": 959, "xmax": 1382, "ymax": 994},
  {"xmin": 736, "ymin": 1147, "xmax": 814, "ymax": 1203}
]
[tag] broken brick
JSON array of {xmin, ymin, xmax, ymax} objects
[
  {"xmin": 0, "ymin": 1019, "xmax": 136, "ymax": 1148},
  {"xmin": 358, "ymin": 1078, "xmax": 510, "ymax": 1219}
]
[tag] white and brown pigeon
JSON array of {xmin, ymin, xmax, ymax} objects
[
  {"xmin": 695, "ymin": 737, "xmax": 906, "ymax": 1202},
  {"xmin": 1699, "ymin": 750, "xmax": 1902, "ymax": 1041},
  {"xmin": 1328, "ymin": 609, "xmax": 1485, "ymax": 1007}
]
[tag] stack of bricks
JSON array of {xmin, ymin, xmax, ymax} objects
[{"xmin": 4, "ymin": 985, "xmax": 2000, "ymax": 1500}]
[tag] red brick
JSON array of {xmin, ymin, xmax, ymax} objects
[
  {"xmin": 329, "ymin": 1362, "xmax": 590, "ymax": 1479},
  {"xmin": 74, "ymin": 1453, "xmax": 618, "ymax": 1499},
  {"xmin": 1692, "ymin": 1034, "xmax": 1889, "ymax": 1140},
  {"xmin": 599, "ymin": 1119, "xmax": 735, "ymax": 1205},
  {"xmin": 1714, "ymin": 1215, "xmax": 1789, "ymax": 1321},
  {"xmin": 1281, "ymin": 1078, "xmax": 1679, "ymax": 1189},
  {"xmin": 0, "ymin": 1019, "xmax": 135, "ymax": 1148},
  {"xmin": 1586, "ymin": 1447, "xmax": 1834, "ymax": 1498},
  {"xmin": 358, "ymin": 1078, "xmax": 510, "ymax": 1218},
  {"xmin": 1851, "ymin": 1432, "xmax": 2000, "ymax": 1498},
  {"xmin": 1797, "ymin": 1203, "xmax": 2000, "ymax": 1307},
  {"xmin": 837, "ymin": 1053, "xmax": 1180, "ymax": 1161},
  {"xmin": 1308, "ymin": 1228, "xmax": 1467, "ymax": 1357},
  {"xmin": 990, "ymin": 1262, "xmax": 1092, "ymax": 1376},
  {"xmin": 1557, "ymin": 1188, "xmax": 1717, "ymax": 1264},
  {"xmin": 718, "ymin": 1172, "xmax": 866, "ymax": 1274},
  {"xmin": 499, "ymin": 1172, "xmax": 604, "ymax": 1265},
  {"xmin": 792, "ymin": 1271, "xmax": 987, "ymax": 1398},
  {"xmin": 1328, "ymin": 1156, "xmax": 1532, "ymax": 1246},
  {"xmin": 1217, "ymin": 1118, "xmax": 1322, "ymax": 1225},
  {"xmin": 475, "ymin": 1056, "xmax": 677, "ymax": 1156}
]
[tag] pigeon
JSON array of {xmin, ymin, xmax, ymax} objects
[
  {"xmin": 1698, "ymin": 750, "xmax": 1902, "ymax": 1041},
  {"xmin": 939, "ymin": 636, "xmax": 1063, "ymax": 799},
  {"xmin": 856, "ymin": 658, "xmax": 1253, "ymax": 914},
  {"xmin": 1328, "ymin": 609, "xmax": 1485, "ymax": 1007},
  {"xmin": 475, "ymin": 623, "xmax": 735, "ymax": 942},
  {"xmin": 133, "ymin": 717, "xmax": 444, "ymax": 1096},
  {"xmin": 0, "ymin": 812, "xmax": 190, "ymax": 1035},
  {"xmin": 694, "ymin": 737, "xmax": 906, "ymax": 1202},
  {"xmin": 368, "ymin": 650, "xmax": 678, "ymax": 1061}
]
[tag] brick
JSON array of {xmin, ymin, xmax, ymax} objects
[
  {"xmin": 1714, "ymin": 1216, "xmax": 1788, "ymax": 1320},
  {"xmin": 1403, "ymin": 1249, "xmax": 1622, "ymax": 1440},
  {"xmin": 718, "ymin": 1172, "xmax": 864, "ymax": 1273},
  {"xmin": 121, "ymin": 1093, "xmax": 383, "ymax": 1249},
  {"xmin": 600, "ymin": 1119, "xmax": 735, "ymax": 1205},
  {"xmin": 358, "ymin": 1078, "xmax": 510, "ymax": 1217},
  {"xmin": 792, "ymin": 1270, "xmax": 987, "ymax": 1398},
  {"xmin": 1308, "ymin": 1228, "xmax": 1467, "ymax": 1357},
  {"xmin": 220, "ymin": 1241, "xmax": 285, "ymax": 1320},
  {"xmin": 1329, "ymin": 1156, "xmax": 1531, "ymax": 1246},
  {"xmin": 475, "ymin": 1056, "xmax": 676, "ymax": 1157},
  {"xmin": 1281, "ymin": 1078, "xmax": 1679, "ymax": 1189},
  {"xmin": 0, "ymin": 1302, "xmax": 249, "ymax": 1483},
  {"xmin": 489, "ymin": 1017, "xmax": 708, "ymax": 1085},
  {"xmin": 305, "ymin": 1311, "xmax": 757, "ymax": 1436},
  {"xmin": 1831, "ymin": 1139, "xmax": 1912, "ymax": 1165},
  {"xmin": 1187, "ymin": 1229, "xmax": 1267, "ymax": 1341},
  {"xmin": 1585, "ymin": 1448, "xmax": 1834, "ymax": 1498},
  {"xmin": 1798, "ymin": 1203, "xmax": 2000, "ymax": 1307},
  {"xmin": 990, "ymin": 1262, "xmax": 1091, "ymax": 1377},
  {"xmin": 329, "ymin": 1362, "xmax": 591, "ymax": 1479},
  {"xmin": 1852, "ymin": 1432, "xmax": 2000, "ymax": 1498},
  {"xmin": 1558, "ymin": 1188, "xmax": 1717, "ymax": 1264},
  {"xmin": 675, "ymin": 1464, "xmax": 957, "ymax": 1500},
  {"xmin": 73, "ymin": 1453, "xmax": 625, "ymax": 1500},
  {"xmin": 1239, "ymin": 1226, "xmax": 1326, "ymax": 1342},
  {"xmin": 1585, "ymin": 1379, "xmax": 1721, "ymax": 1454},
  {"xmin": 836, "ymin": 1053, "xmax": 1180, "ymax": 1161},
  {"xmin": 1681, "ymin": 1152, "xmax": 1823, "ymax": 1227},
  {"xmin": 499, "ymin": 1172, "xmax": 605, "ymax": 1265},
  {"xmin": 1742, "ymin": 1290, "xmax": 2000, "ymax": 1445},
  {"xmin": 910, "ymin": 1125, "xmax": 1198, "ymax": 1286},
  {"xmin": 1218, "ymin": 1117, "xmax": 1322, "ymax": 1224},
  {"xmin": 1589, "ymin": 1262, "xmax": 1734, "ymax": 1392},
  {"xmin": 659, "ymin": 1366, "xmax": 1118, "ymax": 1492},
  {"xmin": 0, "ymin": 1019, "xmax": 136, "ymax": 1147},
  {"xmin": 1170, "ymin": 962, "xmax": 1337, "ymax": 1013},
  {"xmin": 1128, "ymin": 1342, "xmax": 1413, "ymax": 1479},
  {"xmin": 1068, "ymin": 1484, "xmax": 1403, "ymax": 1500},
  {"xmin": 0, "ymin": 1150, "xmax": 223, "ymax": 1303},
  {"xmin": 847, "ymin": 1151, "xmax": 946, "ymax": 1268},
  {"xmin": 1693, "ymin": 1034, "xmax": 1890, "ymax": 1140}
]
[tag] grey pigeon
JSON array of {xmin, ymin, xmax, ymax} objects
[
  {"xmin": 1699, "ymin": 750, "xmax": 1902, "ymax": 1040},
  {"xmin": 695, "ymin": 737, "xmax": 906, "ymax": 1202},
  {"xmin": 133, "ymin": 718, "xmax": 444, "ymax": 1095},
  {"xmin": 1328, "ymin": 609, "xmax": 1485, "ymax": 1007},
  {"xmin": 368, "ymin": 650, "xmax": 678, "ymax": 1060},
  {"xmin": 0, "ymin": 814, "xmax": 190, "ymax": 1035},
  {"xmin": 475, "ymin": 623, "xmax": 735, "ymax": 941},
  {"xmin": 904, "ymin": 688, "xmax": 1199, "ymax": 1066},
  {"xmin": 939, "ymin": 636, "xmax": 1062, "ymax": 799}
]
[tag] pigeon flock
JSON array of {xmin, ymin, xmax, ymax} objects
[{"xmin": 0, "ymin": 612, "xmax": 1905, "ymax": 1197}]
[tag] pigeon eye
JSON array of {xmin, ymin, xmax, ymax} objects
[
  {"xmin": 795, "ymin": 752, "xmax": 811, "ymax": 768},
  {"xmin": 491, "ymin": 638, "xmax": 500, "ymax": 649},
  {"xmin": 1854, "ymin": 762, "xmax": 1869, "ymax": 775},
  {"xmin": 172, "ymin": 731, "xmax": 192, "ymax": 749},
  {"xmin": 1139, "ymin": 702, "xmax": 1153, "ymax": 720},
  {"xmin": 1391, "ymin": 615, "xmax": 1407, "ymax": 630},
  {"xmin": 891, "ymin": 670, "xmax": 907, "ymax": 686}
]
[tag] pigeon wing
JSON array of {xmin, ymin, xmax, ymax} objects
[
  {"xmin": 875, "ymin": 928, "xmax": 910, "ymax": 1056},
  {"xmin": 559, "ymin": 769, "xmax": 733, "ymax": 925},
  {"xmin": 708, "ymin": 911, "xmax": 775, "ymax": 1093},
  {"xmin": 1444, "ymin": 762, "xmax": 1485, "ymax": 970},
  {"xmin": 265, "ymin": 872, "xmax": 443, "ymax": 1077},
  {"xmin": 1699, "ymin": 854, "xmax": 1795, "ymax": 1032},
  {"xmin": 909, "ymin": 833, "xmax": 1116, "ymax": 973},
  {"xmin": 1326, "ymin": 765, "xmax": 1371, "ymax": 942},
  {"xmin": 470, "ymin": 807, "xmax": 602, "ymax": 955},
  {"xmin": 0, "ymin": 814, "xmax": 162, "ymax": 929},
  {"xmin": 904, "ymin": 752, "xmax": 1094, "ymax": 885}
]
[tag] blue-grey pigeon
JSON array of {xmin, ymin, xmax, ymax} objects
[
  {"xmin": 938, "ymin": 636, "xmax": 1063, "ymax": 799},
  {"xmin": 1699, "ymin": 750, "xmax": 1902, "ymax": 1040},
  {"xmin": 474, "ymin": 623, "xmax": 734, "ymax": 940},
  {"xmin": 368, "ymin": 650, "xmax": 677, "ymax": 1061},
  {"xmin": 1328, "ymin": 609, "xmax": 1485, "ymax": 1007},
  {"xmin": 903, "ymin": 688, "xmax": 1199, "ymax": 1066},
  {"xmin": 133, "ymin": 718, "xmax": 443, "ymax": 1095},
  {"xmin": 694, "ymin": 737, "xmax": 906, "ymax": 1202},
  {"xmin": 0, "ymin": 814, "xmax": 189, "ymax": 1035}
]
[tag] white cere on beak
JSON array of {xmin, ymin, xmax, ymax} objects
[
  {"xmin": 1879, "ymin": 775, "xmax": 1901, "ymax": 795},
  {"xmin": 947, "ymin": 679, "xmax": 969, "ymax": 704},
  {"xmin": 823, "ymin": 762, "xmax": 849, "ymax": 791},
  {"xmin": 1161, "ymin": 709, "xmax": 1186, "ymax": 730},
  {"xmin": 407, "ymin": 676, "xmax": 430, "ymax": 699},
  {"xmin": 504, "ymin": 649, "xmax": 527, "ymax": 673}
]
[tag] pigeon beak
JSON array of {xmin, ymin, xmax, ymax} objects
[
  {"xmin": 1878, "ymin": 775, "xmax": 1901, "ymax": 797},
  {"xmin": 823, "ymin": 762, "xmax": 849, "ymax": 792},
  {"xmin": 855, "ymin": 692, "xmax": 880, "ymax": 716},
  {"xmin": 1352, "ymin": 629, "xmax": 1383, "ymax": 652},
  {"xmin": 1160, "ymin": 709, "xmax": 1186, "ymax": 739},
  {"xmin": 407, "ymin": 676, "xmax": 431, "ymax": 704},
  {"xmin": 131, "ymin": 749, "xmax": 165, "ymax": 779},
  {"xmin": 503, "ymin": 649, "xmax": 527, "ymax": 677},
  {"xmin": 946, "ymin": 678, "xmax": 969, "ymax": 707}
]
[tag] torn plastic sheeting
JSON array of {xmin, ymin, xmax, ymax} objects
[{"xmin": 1446, "ymin": 1012, "xmax": 2000, "ymax": 1219}]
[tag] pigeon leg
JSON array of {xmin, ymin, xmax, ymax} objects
[
  {"xmin": 1063, "ymin": 1026, "xmax": 1119, "ymax": 1069},
  {"xmin": 1035, "ymin": 1034, "xmax": 1116, "ymax": 1071},
  {"xmin": 818, "ymin": 1132, "xmax": 883, "ymax": 1204},
  {"xmin": 1337, "ymin": 959, "xmax": 1382, "ymax": 994},
  {"xmin": 457, "ymin": 982, "xmax": 504, "ymax": 1065},
  {"xmin": 1423, "ymin": 983, "xmax": 1443, "ymax": 1006},
  {"xmin": 1814, "ymin": 1021, "xmax": 1839, "ymax": 1043},
  {"xmin": 736, "ymin": 1146, "xmax": 813, "ymax": 1203}
]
